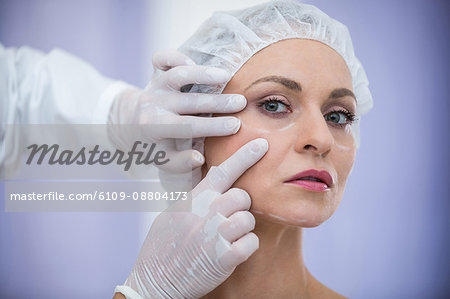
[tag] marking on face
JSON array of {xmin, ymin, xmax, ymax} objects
[{"xmin": 335, "ymin": 143, "xmax": 351, "ymax": 151}]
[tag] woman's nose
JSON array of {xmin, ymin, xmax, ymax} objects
[{"xmin": 293, "ymin": 110, "xmax": 333, "ymax": 157}]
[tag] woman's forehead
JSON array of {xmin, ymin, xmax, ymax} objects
[{"xmin": 230, "ymin": 39, "xmax": 352, "ymax": 90}]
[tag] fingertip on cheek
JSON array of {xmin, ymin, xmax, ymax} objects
[{"xmin": 202, "ymin": 122, "xmax": 273, "ymax": 175}]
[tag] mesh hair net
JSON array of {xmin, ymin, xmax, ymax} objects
[{"xmin": 178, "ymin": 0, "xmax": 373, "ymax": 146}]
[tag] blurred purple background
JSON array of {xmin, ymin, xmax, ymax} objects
[{"xmin": 1, "ymin": 0, "xmax": 449, "ymax": 298}]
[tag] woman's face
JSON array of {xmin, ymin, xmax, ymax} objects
[{"xmin": 202, "ymin": 39, "xmax": 357, "ymax": 227}]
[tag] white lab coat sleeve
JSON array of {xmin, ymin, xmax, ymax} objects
[{"xmin": 0, "ymin": 43, "xmax": 134, "ymax": 169}]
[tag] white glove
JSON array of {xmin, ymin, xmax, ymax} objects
[
  {"xmin": 107, "ymin": 50, "xmax": 246, "ymax": 186},
  {"xmin": 121, "ymin": 138, "xmax": 269, "ymax": 298}
]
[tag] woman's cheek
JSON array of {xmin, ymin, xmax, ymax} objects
[
  {"xmin": 202, "ymin": 123, "xmax": 271, "ymax": 176},
  {"xmin": 335, "ymin": 148, "xmax": 356, "ymax": 194}
]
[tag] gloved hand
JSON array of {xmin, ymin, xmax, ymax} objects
[
  {"xmin": 120, "ymin": 138, "xmax": 269, "ymax": 298},
  {"xmin": 107, "ymin": 50, "xmax": 246, "ymax": 187}
]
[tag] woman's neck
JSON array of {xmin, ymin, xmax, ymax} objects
[{"xmin": 203, "ymin": 215, "xmax": 314, "ymax": 298}]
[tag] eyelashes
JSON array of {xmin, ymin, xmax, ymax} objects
[
  {"xmin": 256, "ymin": 96, "xmax": 357, "ymax": 127},
  {"xmin": 324, "ymin": 109, "xmax": 357, "ymax": 128},
  {"xmin": 256, "ymin": 97, "xmax": 291, "ymax": 117}
]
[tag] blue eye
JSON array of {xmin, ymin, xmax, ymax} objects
[
  {"xmin": 258, "ymin": 98, "xmax": 290, "ymax": 114},
  {"xmin": 325, "ymin": 110, "xmax": 356, "ymax": 126}
]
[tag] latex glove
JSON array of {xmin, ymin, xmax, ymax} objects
[
  {"xmin": 122, "ymin": 138, "xmax": 269, "ymax": 298},
  {"xmin": 108, "ymin": 50, "xmax": 246, "ymax": 186}
]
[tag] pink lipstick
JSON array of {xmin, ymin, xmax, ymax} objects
[{"xmin": 284, "ymin": 169, "xmax": 333, "ymax": 192}]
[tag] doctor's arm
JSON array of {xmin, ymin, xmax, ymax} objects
[{"xmin": 0, "ymin": 43, "xmax": 132, "ymax": 126}]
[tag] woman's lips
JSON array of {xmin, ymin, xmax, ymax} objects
[
  {"xmin": 284, "ymin": 169, "xmax": 334, "ymax": 192},
  {"xmin": 285, "ymin": 179, "xmax": 329, "ymax": 192}
]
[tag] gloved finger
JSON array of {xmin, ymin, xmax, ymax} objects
[
  {"xmin": 141, "ymin": 117, "xmax": 193, "ymax": 139},
  {"xmin": 211, "ymin": 188, "xmax": 251, "ymax": 217},
  {"xmin": 156, "ymin": 149, "xmax": 204, "ymax": 173},
  {"xmin": 150, "ymin": 114, "xmax": 242, "ymax": 138},
  {"xmin": 196, "ymin": 138, "xmax": 269, "ymax": 194},
  {"xmin": 157, "ymin": 168, "xmax": 199, "ymax": 196},
  {"xmin": 152, "ymin": 49, "xmax": 196, "ymax": 71},
  {"xmin": 191, "ymin": 167, "xmax": 204, "ymax": 189},
  {"xmin": 175, "ymin": 138, "xmax": 192, "ymax": 151},
  {"xmin": 191, "ymin": 189, "xmax": 222, "ymax": 218},
  {"xmin": 163, "ymin": 65, "xmax": 230, "ymax": 91},
  {"xmin": 218, "ymin": 211, "xmax": 255, "ymax": 243},
  {"xmin": 219, "ymin": 232, "xmax": 259, "ymax": 273},
  {"xmin": 184, "ymin": 115, "xmax": 243, "ymax": 138},
  {"xmin": 167, "ymin": 93, "xmax": 247, "ymax": 115},
  {"xmin": 192, "ymin": 137, "xmax": 205, "ymax": 154},
  {"xmin": 141, "ymin": 138, "xmax": 194, "ymax": 172}
]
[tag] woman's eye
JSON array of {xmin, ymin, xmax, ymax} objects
[
  {"xmin": 324, "ymin": 110, "xmax": 355, "ymax": 126},
  {"xmin": 259, "ymin": 99, "xmax": 290, "ymax": 113}
]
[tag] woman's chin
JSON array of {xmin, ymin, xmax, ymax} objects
[
  {"xmin": 250, "ymin": 200, "xmax": 337, "ymax": 228},
  {"xmin": 249, "ymin": 184, "xmax": 342, "ymax": 227}
]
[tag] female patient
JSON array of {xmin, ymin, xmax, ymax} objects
[
  {"xmin": 200, "ymin": 37, "xmax": 358, "ymax": 298},
  {"xmin": 115, "ymin": 1, "xmax": 373, "ymax": 298}
]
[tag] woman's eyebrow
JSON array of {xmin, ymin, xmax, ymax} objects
[
  {"xmin": 245, "ymin": 76, "xmax": 356, "ymax": 102},
  {"xmin": 329, "ymin": 88, "xmax": 356, "ymax": 102},
  {"xmin": 244, "ymin": 75, "xmax": 302, "ymax": 92}
]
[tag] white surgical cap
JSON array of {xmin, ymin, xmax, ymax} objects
[{"xmin": 179, "ymin": 0, "xmax": 373, "ymax": 146}]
